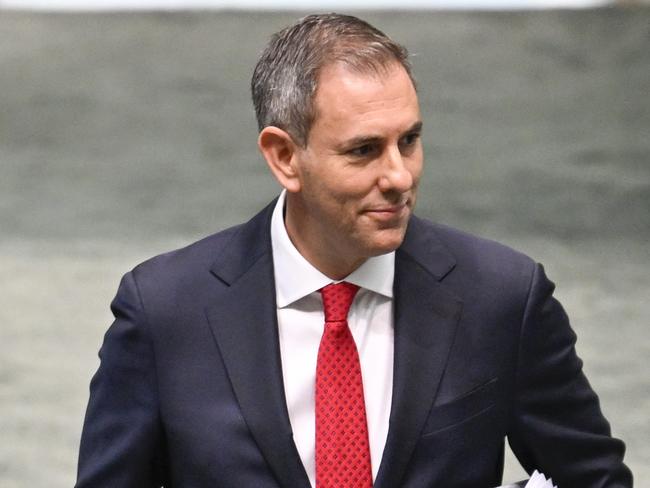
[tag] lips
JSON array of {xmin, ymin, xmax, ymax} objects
[
  {"xmin": 368, "ymin": 204, "xmax": 404, "ymax": 214},
  {"xmin": 363, "ymin": 200, "xmax": 410, "ymax": 222},
  {"xmin": 365, "ymin": 195, "xmax": 410, "ymax": 212}
]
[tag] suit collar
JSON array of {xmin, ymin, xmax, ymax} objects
[
  {"xmin": 207, "ymin": 200, "xmax": 311, "ymax": 488},
  {"xmin": 397, "ymin": 214, "xmax": 457, "ymax": 281},
  {"xmin": 208, "ymin": 199, "xmax": 277, "ymax": 285},
  {"xmin": 375, "ymin": 216, "xmax": 462, "ymax": 487}
]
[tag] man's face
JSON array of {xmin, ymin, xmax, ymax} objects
[{"xmin": 285, "ymin": 62, "xmax": 423, "ymax": 277}]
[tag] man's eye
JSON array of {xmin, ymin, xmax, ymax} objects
[
  {"xmin": 400, "ymin": 132, "xmax": 420, "ymax": 147},
  {"xmin": 348, "ymin": 144, "xmax": 375, "ymax": 158}
]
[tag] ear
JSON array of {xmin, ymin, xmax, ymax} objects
[{"xmin": 257, "ymin": 126, "xmax": 302, "ymax": 193}]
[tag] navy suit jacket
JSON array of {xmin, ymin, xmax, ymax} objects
[{"xmin": 76, "ymin": 201, "xmax": 632, "ymax": 487}]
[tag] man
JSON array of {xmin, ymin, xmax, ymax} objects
[{"xmin": 76, "ymin": 13, "xmax": 632, "ymax": 488}]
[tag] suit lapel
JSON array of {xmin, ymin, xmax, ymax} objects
[
  {"xmin": 374, "ymin": 217, "xmax": 462, "ymax": 488},
  {"xmin": 206, "ymin": 203, "xmax": 311, "ymax": 488},
  {"xmin": 204, "ymin": 208, "xmax": 461, "ymax": 488}
]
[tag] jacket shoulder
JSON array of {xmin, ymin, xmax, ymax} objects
[
  {"xmin": 405, "ymin": 215, "xmax": 538, "ymax": 286},
  {"xmin": 130, "ymin": 200, "xmax": 275, "ymax": 286},
  {"xmin": 131, "ymin": 223, "xmax": 244, "ymax": 285}
]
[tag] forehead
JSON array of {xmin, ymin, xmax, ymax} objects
[{"xmin": 311, "ymin": 62, "xmax": 420, "ymax": 139}]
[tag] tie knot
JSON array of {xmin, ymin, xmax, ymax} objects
[{"xmin": 320, "ymin": 282, "xmax": 360, "ymax": 322}]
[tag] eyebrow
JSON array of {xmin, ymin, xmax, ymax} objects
[
  {"xmin": 341, "ymin": 121, "xmax": 423, "ymax": 150},
  {"xmin": 405, "ymin": 121, "xmax": 424, "ymax": 136}
]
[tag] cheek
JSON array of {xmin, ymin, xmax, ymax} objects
[
  {"xmin": 303, "ymin": 163, "xmax": 380, "ymax": 217},
  {"xmin": 325, "ymin": 177, "xmax": 371, "ymax": 206},
  {"xmin": 306, "ymin": 180, "xmax": 355, "ymax": 221}
]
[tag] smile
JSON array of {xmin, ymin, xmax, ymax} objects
[{"xmin": 364, "ymin": 202, "xmax": 409, "ymax": 221}]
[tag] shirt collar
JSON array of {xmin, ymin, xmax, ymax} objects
[{"xmin": 271, "ymin": 190, "xmax": 395, "ymax": 308}]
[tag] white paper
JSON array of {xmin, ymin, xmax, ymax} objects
[{"xmin": 498, "ymin": 470, "xmax": 558, "ymax": 488}]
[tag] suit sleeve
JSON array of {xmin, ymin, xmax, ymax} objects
[
  {"xmin": 507, "ymin": 263, "xmax": 633, "ymax": 487},
  {"xmin": 76, "ymin": 271, "xmax": 166, "ymax": 487}
]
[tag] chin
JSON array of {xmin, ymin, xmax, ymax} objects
[{"xmin": 365, "ymin": 229, "xmax": 407, "ymax": 256}]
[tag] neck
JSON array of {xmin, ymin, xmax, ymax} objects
[{"xmin": 283, "ymin": 196, "xmax": 364, "ymax": 280}]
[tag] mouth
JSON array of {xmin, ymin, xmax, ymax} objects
[{"xmin": 363, "ymin": 199, "xmax": 410, "ymax": 222}]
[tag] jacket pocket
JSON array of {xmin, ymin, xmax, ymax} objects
[{"xmin": 421, "ymin": 377, "xmax": 499, "ymax": 437}]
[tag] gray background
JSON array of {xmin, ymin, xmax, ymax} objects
[{"xmin": 1, "ymin": 8, "xmax": 648, "ymax": 487}]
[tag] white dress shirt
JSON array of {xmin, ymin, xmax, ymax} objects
[{"xmin": 271, "ymin": 190, "xmax": 395, "ymax": 487}]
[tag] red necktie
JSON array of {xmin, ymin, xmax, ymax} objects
[{"xmin": 315, "ymin": 282, "xmax": 373, "ymax": 488}]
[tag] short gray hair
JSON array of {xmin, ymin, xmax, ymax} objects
[{"xmin": 251, "ymin": 13, "xmax": 414, "ymax": 147}]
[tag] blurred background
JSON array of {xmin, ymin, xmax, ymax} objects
[{"xmin": 0, "ymin": 2, "xmax": 648, "ymax": 487}]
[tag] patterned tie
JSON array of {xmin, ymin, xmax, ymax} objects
[{"xmin": 315, "ymin": 282, "xmax": 373, "ymax": 488}]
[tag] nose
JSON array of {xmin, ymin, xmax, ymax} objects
[{"xmin": 377, "ymin": 146, "xmax": 414, "ymax": 193}]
